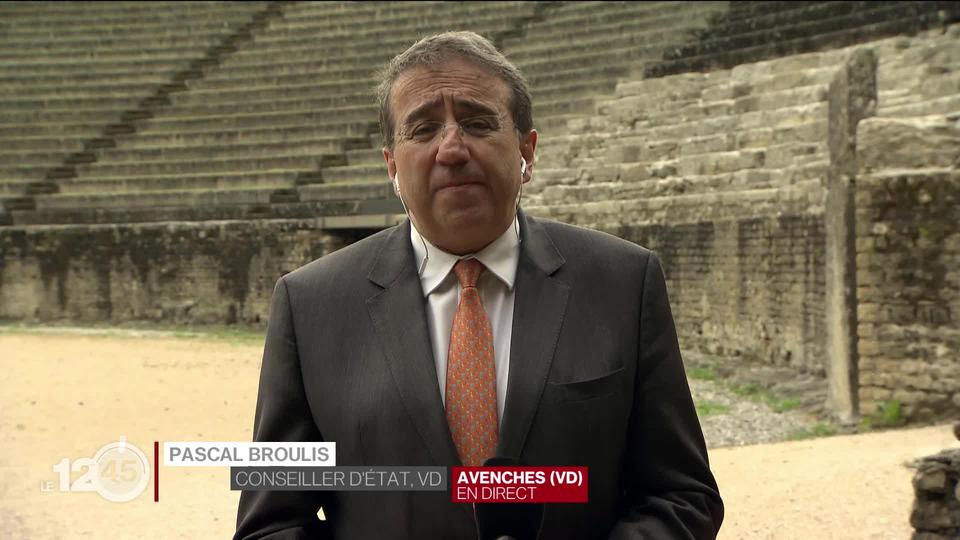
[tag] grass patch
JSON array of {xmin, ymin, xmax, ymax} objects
[
  {"xmin": 687, "ymin": 366, "xmax": 717, "ymax": 381},
  {"xmin": 727, "ymin": 382, "xmax": 801, "ymax": 413},
  {"xmin": 730, "ymin": 382, "xmax": 762, "ymax": 397},
  {"xmin": 787, "ymin": 422, "xmax": 838, "ymax": 441},
  {"xmin": 694, "ymin": 400, "xmax": 731, "ymax": 417},
  {"xmin": 0, "ymin": 322, "xmax": 265, "ymax": 346},
  {"xmin": 860, "ymin": 399, "xmax": 907, "ymax": 430}
]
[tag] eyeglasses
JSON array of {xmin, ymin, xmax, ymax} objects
[{"xmin": 396, "ymin": 115, "xmax": 516, "ymax": 145}]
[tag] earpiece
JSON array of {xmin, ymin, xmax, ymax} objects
[
  {"xmin": 393, "ymin": 175, "xmax": 400, "ymax": 194},
  {"xmin": 520, "ymin": 158, "xmax": 527, "ymax": 177}
]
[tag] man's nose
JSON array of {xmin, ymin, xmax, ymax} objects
[{"xmin": 435, "ymin": 122, "xmax": 470, "ymax": 165}]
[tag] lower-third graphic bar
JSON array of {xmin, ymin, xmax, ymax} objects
[{"xmin": 230, "ymin": 466, "xmax": 446, "ymax": 491}]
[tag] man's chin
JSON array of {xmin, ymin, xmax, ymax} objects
[{"xmin": 426, "ymin": 211, "xmax": 512, "ymax": 253}]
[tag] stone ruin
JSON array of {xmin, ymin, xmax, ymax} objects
[
  {"xmin": 0, "ymin": 2, "xmax": 958, "ymax": 423},
  {"xmin": 910, "ymin": 424, "xmax": 960, "ymax": 539}
]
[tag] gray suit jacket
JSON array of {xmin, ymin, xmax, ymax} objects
[{"xmin": 235, "ymin": 211, "xmax": 723, "ymax": 539}]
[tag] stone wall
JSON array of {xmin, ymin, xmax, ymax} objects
[
  {"xmin": 0, "ymin": 221, "xmax": 364, "ymax": 325},
  {"xmin": 855, "ymin": 169, "xmax": 960, "ymax": 420},
  {"xmin": 617, "ymin": 212, "xmax": 828, "ymax": 376}
]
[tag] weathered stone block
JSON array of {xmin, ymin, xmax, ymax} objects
[{"xmin": 858, "ymin": 115, "xmax": 960, "ymax": 171}]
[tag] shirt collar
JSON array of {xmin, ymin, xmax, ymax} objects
[{"xmin": 410, "ymin": 217, "xmax": 520, "ymax": 297}]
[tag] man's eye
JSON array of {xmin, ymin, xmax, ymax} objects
[
  {"xmin": 409, "ymin": 123, "xmax": 441, "ymax": 138},
  {"xmin": 462, "ymin": 118, "xmax": 496, "ymax": 133}
]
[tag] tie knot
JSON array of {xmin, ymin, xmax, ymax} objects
[{"xmin": 453, "ymin": 258, "xmax": 484, "ymax": 289}]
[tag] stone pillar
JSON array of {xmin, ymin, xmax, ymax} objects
[{"xmin": 824, "ymin": 48, "xmax": 877, "ymax": 423}]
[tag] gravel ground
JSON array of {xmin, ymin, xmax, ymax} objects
[{"xmin": 690, "ymin": 377, "xmax": 816, "ymax": 448}]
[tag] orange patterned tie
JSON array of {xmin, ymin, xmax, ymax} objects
[{"xmin": 445, "ymin": 258, "xmax": 499, "ymax": 467}]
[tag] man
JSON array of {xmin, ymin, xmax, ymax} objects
[{"xmin": 235, "ymin": 31, "xmax": 723, "ymax": 539}]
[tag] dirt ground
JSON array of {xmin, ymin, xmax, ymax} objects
[{"xmin": 1, "ymin": 331, "xmax": 956, "ymax": 539}]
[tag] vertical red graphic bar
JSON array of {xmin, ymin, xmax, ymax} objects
[{"xmin": 154, "ymin": 441, "xmax": 159, "ymax": 502}]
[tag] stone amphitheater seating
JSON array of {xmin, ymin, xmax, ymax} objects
[
  {"xmin": 2, "ymin": 1, "xmax": 731, "ymax": 226},
  {"xmin": 0, "ymin": 1, "xmax": 271, "ymax": 214},
  {"xmin": 0, "ymin": 1, "xmax": 953, "ymax": 226},
  {"xmin": 644, "ymin": 1, "xmax": 957, "ymax": 77}
]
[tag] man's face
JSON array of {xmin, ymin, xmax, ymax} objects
[{"xmin": 383, "ymin": 56, "xmax": 537, "ymax": 255}]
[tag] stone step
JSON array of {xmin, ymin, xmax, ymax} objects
[
  {"xmin": 11, "ymin": 198, "xmax": 397, "ymax": 226},
  {"xmin": 0, "ymin": 40, "xmax": 222, "ymax": 62},
  {"xmin": 0, "ymin": 122, "xmax": 106, "ymax": 139},
  {"xmin": 0, "ymin": 107, "xmax": 131, "ymax": 125},
  {"xmin": 95, "ymin": 139, "xmax": 347, "ymax": 164},
  {"xmin": 316, "ymin": 163, "xmax": 391, "ymax": 184},
  {"xmin": 160, "ymin": 98, "xmax": 377, "ymax": 120},
  {"xmin": 527, "ymin": 180, "xmax": 823, "ymax": 226},
  {"xmin": 168, "ymin": 83, "xmax": 374, "ymax": 109},
  {"xmin": 0, "ymin": 95, "xmax": 142, "ymax": 111},
  {"xmin": 135, "ymin": 111, "xmax": 377, "ymax": 135},
  {"xmin": 518, "ymin": 1, "xmax": 721, "ymax": 33},
  {"xmin": 618, "ymin": 84, "xmax": 830, "ymax": 129},
  {"xmin": 0, "ymin": 180, "xmax": 33, "ymax": 196},
  {"xmin": 0, "ymin": 12, "xmax": 263, "ymax": 39},
  {"xmin": 877, "ymin": 64, "xmax": 936, "ymax": 92},
  {"xmin": 0, "ymin": 12, "xmax": 262, "ymax": 32},
  {"xmin": 184, "ymin": 72, "xmax": 374, "ymax": 97},
  {"xmin": 280, "ymin": 1, "xmax": 533, "ymax": 24},
  {"xmin": 517, "ymin": 45, "xmax": 667, "ymax": 77},
  {"xmin": 0, "ymin": 148, "xmax": 82, "ymax": 166},
  {"xmin": 72, "ymin": 153, "xmax": 323, "ymax": 179},
  {"xmin": 298, "ymin": 181, "xmax": 394, "ymax": 202},
  {"xmin": 55, "ymin": 171, "xmax": 297, "ymax": 195},
  {"xmin": 218, "ymin": 42, "xmax": 391, "ymax": 71},
  {"xmin": 154, "ymin": 102, "xmax": 377, "ymax": 125},
  {"xmin": 166, "ymin": 80, "xmax": 371, "ymax": 106},
  {"xmin": 347, "ymin": 149, "xmax": 386, "ymax": 165},
  {"xmin": 534, "ymin": 96, "xmax": 600, "ymax": 119},
  {"xmin": 0, "ymin": 31, "xmax": 238, "ymax": 52},
  {"xmin": 201, "ymin": 50, "xmax": 394, "ymax": 80},
  {"xmin": 514, "ymin": 9, "xmax": 720, "ymax": 49},
  {"xmin": 0, "ymin": 68, "xmax": 183, "ymax": 87},
  {"xmin": 533, "ymin": 80, "xmax": 621, "ymax": 105},
  {"xmin": 35, "ymin": 186, "xmax": 283, "ymax": 210},
  {"xmin": 505, "ymin": 23, "xmax": 710, "ymax": 62},
  {"xmin": 0, "ymin": 164, "xmax": 56, "ymax": 181},
  {"xmin": 541, "ymin": 103, "xmax": 829, "ymax": 160},
  {"xmin": 0, "ymin": 80, "xmax": 172, "ymax": 99},
  {"xmin": 878, "ymin": 95, "xmax": 960, "ymax": 117},
  {"xmin": 671, "ymin": 1, "xmax": 882, "ymax": 58},
  {"xmin": 0, "ymin": 56, "xmax": 188, "ymax": 75},
  {"xmin": 613, "ymin": 71, "xmax": 830, "ymax": 121},
  {"xmin": 527, "ymin": 63, "xmax": 636, "ymax": 91},
  {"xmin": 0, "ymin": 1, "xmax": 265, "ymax": 20},
  {"xmin": 250, "ymin": 12, "xmax": 527, "ymax": 43},
  {"xmin": 536, "ymin": 163, "xmax": 829, "ymax": 205},
  {"xmin": 230, "ymin": 20, "xmax": 519, "ymax": 54},
  {"xmin": 110, "ymin": 125, "xmax": 366, "ymax": 151},
  {"xmin": 191, "ymin": 64, "xmax": 378, "ymax": 90},
  {"xmin": 0, "ymin": 136, "xmax": 87, "ymax": 152},
  {"xmin": 646, "ymin": 10, "xmax": 947, "ymax": 79}
]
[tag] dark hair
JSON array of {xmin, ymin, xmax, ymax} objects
[{"xmin": 376, "ymin": 31, "xmax": 533, "ymax": 149}]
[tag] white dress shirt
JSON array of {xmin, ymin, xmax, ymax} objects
[{"xmin": 410, "ymin": 218, "xmax": 520, "ymax": 422}]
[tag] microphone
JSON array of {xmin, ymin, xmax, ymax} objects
[{"xmin": 474, "ymin": 457, "xmax": 544, "ymax": 540}]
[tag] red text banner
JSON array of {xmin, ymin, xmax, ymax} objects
[{"xmin": 450, "ymin": 466, "xmax": 587, "ymax": 503}]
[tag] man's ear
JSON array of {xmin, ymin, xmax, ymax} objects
[
  {"xmin": 383, "ymin": 147, "xmax": 397, "ymax": 181},
  {"xmin": 519, "ymin": 129, "xmax": 538, "ymax": 183}
]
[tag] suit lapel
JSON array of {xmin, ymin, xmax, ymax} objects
[
  {"xmin": 498, "ymin": 211, "xmax": 569, "ymax": 460},
  {"xmin": 366, "ymin": 220, "xmax": 461, "ymax": 467}
]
